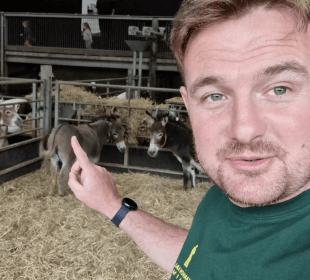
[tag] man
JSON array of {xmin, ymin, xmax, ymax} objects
[{"xmin": 68, "ymin": 0, "xmax": 310, "ymax": 278}]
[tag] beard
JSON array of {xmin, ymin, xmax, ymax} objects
[{"xmin": 194, "ymin": 137, "xmax": 310, "ymax": 207}]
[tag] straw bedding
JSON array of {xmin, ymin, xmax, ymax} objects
[
  {"xmin": 25, "ymin": 85, "xmax": 171, "ymax": 144},
  {"xmin": 0, "ymin": 164, "xmax": 212, "ymax": 280}
]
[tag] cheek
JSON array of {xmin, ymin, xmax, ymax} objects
[
  {"xmin": 190, "ymin": 112, "xmax": 219, "ymax": 159},
  {"xmin": 270, "ymin": 108, "xmax": 310, "ymax": 151}
]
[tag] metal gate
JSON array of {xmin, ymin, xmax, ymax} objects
[{"xmin": 0, "ymin": 77, "xmax": 48, "ymax": 183}]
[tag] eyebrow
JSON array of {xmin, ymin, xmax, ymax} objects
[
  {"xmin": 255, "ymin": 61, "xmax": 309, "ymax": 79},
  {"xmin": 188, "ymin": 61, "xmax": 309, "ymax": 97},
  {"xmin": 188, "ymin": 75, "xmax": 225, "ymax": 97}
]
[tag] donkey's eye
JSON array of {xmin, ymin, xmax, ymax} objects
[
  {"xmin": 112, "ymin": 132, "xmax": 118, "ymax": 137},
  {"xmin": 158, "ymin": 133, "xmax": 163, "ymax": 138},
  {"xmin": 5, "ymin": 111, "xmax": 12, "ymax": 115}
]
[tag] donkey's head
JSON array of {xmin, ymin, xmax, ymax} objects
[
  {"xmin": 107, "ymin": 108, "xmax": 126, "ymax": 153},
  {"xmin": 0, "ymin": 102, "xmax": 23, "ymax": 133},
  {"xmin": 145, "ymin": 111, "xmax": 168, "ymax": 157}
]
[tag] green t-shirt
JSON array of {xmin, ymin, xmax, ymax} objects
[{"xmin": 171, "ymin": 186, "xmax": 310, "ymax": 280}]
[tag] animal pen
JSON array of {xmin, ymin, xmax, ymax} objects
[
  {"xmin": 0, "ymin": 78, "xmax": 213, "ymax": 280},
  {"xmin": 0, "ymin": 77, "xmax": 48, "ymax": 183},
  {"xmin": 53, "ymin": 79, "xmax": 209, "ymax": 182}
]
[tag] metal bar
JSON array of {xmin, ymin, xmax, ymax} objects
[
  {"xmin": 132, "ymin": 51, "xmax": 137, "ymax": 87},
  {"xmin": 0, "ymin": 79, "xmax": 43, "ymax": 85},
  {"xmin": 0, "ymin": 77, "xmax": 43, "ymax": 82},
  {"xmin": 1, "ymin": 12, "xmax": 4, "ymax": 78},
  {"xmin": 0, "ymin": 156, "xmax": 43, "ymax": 177},
  {"xmin": 0, "ymin": 127, "xmax": 41, "ymax": 139},
  {"xmin": 137, "ymin": 51, "xmax": 143, "ymax": 98},
  {"xmin": 124, "ymin": 146, "xmax": 129, "ymax": 167},
  {"xmin": 98, "ymin": 162, "xmax": 209, "ymax": 180},
  {"xmin": 77, "ymin": 77, "xmax": 129, "ymax": 83},
  {"xmin": 0, "ymin": 137, "xmax": 43, "ymax": 152},
  {"xmin": 58, "ymin": 80, "xmax": 180, "ymax": 93},
  {"xmin": 4, "ymin": 13, "xmax": 173, "ymax": 21},
  {"xmin": 32, "ymin": 83, "xmax": 37, "ymax": 138},
  {"xmin": 55, "ymin": 80, "xmax": 60, "ymax": 128},
  {"xmin": 106, "ymin": 81, "xmax": 110, "ymax": 94},
  {"xmin": 57, "ymin": 101, "xmax": 188, "ymax": 113}
]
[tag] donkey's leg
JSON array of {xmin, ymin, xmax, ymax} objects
[
  {"xmin": 50, "ymin": 155, "xmax": 59, "ymax": 195},
  {"xmin": 58, "ymin": 157, "xmax": 76, "ymax": 195},
  {"xmin": 189, "ymin": 165, "xmax": 197, "ymax": 189},
  {"xmin": 182, "ymin": 161, "xmax": 192, "ymax": 190}
]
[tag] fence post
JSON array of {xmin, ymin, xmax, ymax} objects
[
  {"xmin": 127, "ymin": 68, "xmax": 132, "ymax": 100},
  {"xmin": 1, "ymin": 14, "xmax": 8, "ymax": 94},
  {"xmin": 0, "ymin": 13, "xmax": 4, "ymax": 94},
  {"xmin": 31, "ymin": 82, "xmax": 37, "ymax": 138},
  {"xmin": 39, "ymin": 65, "xmax": 53, "ymax": 135},
  {"xmin": 149, "ymin": 17, "xmax": 159, "ymax": 100}
]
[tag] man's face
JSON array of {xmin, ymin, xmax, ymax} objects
[{"xmin": 181, "ymin": 7, "xmax": 310, "ymax": 207}]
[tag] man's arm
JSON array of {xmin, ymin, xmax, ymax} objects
[{"xmin": 68, "ymin": 136, "xmax": 188, "ymax": 274}]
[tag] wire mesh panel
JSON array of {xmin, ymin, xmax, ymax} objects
[{"xmin": 5, "ymin": 14, "xmax": 173, "ymax": 52}]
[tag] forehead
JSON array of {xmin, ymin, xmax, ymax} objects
[
  {"xmin": 183, "ymin": 7, "xmax": 310, "ymax": 85},
  {"xmin": 150, "ymin": 122, "xmax": 164, "ymax": 133}
]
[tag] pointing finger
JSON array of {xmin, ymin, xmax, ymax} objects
[{"xmin": 71, "ymin": 136, "xmax": 90, "ymax": 169}]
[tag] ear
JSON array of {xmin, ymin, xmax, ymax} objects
[
  {"xmin": 14, "ymin": 103, "xmax": 20, "ymax": 112},
  {"xmin": 161, "ymin": 115, "xmax": 168, "ymax": 127},
  {"xmin": 145, "ymin": 111, "xmax": 155, "ymax": 126},
  {"xmin": 180, "ymin": 86, "xmax": 190, "ymax": 113},
  {"xmin": 106, "ymin": 118, "xmax": 112, "ymax": 126}
]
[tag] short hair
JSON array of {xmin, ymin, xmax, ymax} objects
[{"xmin": 170, "ymin": 0, "xmax": 310, "ymax": 81}]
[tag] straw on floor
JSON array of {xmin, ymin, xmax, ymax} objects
[{"xmin": 0, "ymin": 164, "xmax": 212, "ymax": 280}]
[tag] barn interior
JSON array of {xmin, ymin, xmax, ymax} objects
[{"xmin": 0, "ymin": 2, "xmax": 211, "ymax": 279}]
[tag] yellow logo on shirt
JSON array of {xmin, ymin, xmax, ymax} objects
[{"xmin": 184, "ymin": 245, "xmax": 198, "ymax": 268}]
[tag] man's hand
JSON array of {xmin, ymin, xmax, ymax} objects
[{"xmin": 68, "ymin": 136, "xmax": 122, "ymax": 218}]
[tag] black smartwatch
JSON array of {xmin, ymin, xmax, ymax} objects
[{"xmin": 111, "ymin": 198, "xmax": 138, "ymax": 227}]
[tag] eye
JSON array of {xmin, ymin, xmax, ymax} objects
[
  {"xmin": 273, "ymin": 86, "xmax": 287, "ymax": 95},
  {"xmin": 158, "ymin": 133, "xmax": 163, "ymax": 138},
  {"xmin": 112, "ymin": 132, "xmax": 118, "ymax": 137},
  {"xmin": 5, "ymin": 111, "xmax": 12, "ymax": 115},
  {"xmin": 203, "ymin": 93, "xmax": 224, "ymax": 102}
]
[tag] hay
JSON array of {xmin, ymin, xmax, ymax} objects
[
  {"xmin": 164, "ymin": 97, "xmax": 184, "ymax": 105},
  {"xmin": 0, "ymin": 166, "xmax": 212, "ymax": 280},
  {"xmin": 25, "ymin": 85, "xmax": 170, "ymax": 145}
]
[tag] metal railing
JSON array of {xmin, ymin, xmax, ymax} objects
[
  {"xmin": 52, "ymin": 80, "xmax": 209, "ymax": 181},
  {"xmin": 0, "ymin": 77, "xmax": 48, "ymax": 179},
  {"xmin": 2, "ymin": 12, "xmax": 173, "ymax": 52}
]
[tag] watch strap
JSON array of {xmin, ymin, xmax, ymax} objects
[{"xmin": 111, "ymin": 204, "xmax": 130, "ymax": 227}]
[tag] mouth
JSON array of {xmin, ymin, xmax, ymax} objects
[{"xmin": 228, "ymin": 156, "xmax": 274, "ymax": 169}]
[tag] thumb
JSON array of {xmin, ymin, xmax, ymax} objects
[{"xmin": 71, "ymin": 136, "xmax": 91, "ymax": 169}]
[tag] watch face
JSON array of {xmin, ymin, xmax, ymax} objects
[{"xmin": 123, "ymin": 198, "xmax": 138, "ymax": 211}]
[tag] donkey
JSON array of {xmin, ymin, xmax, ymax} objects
[
  {"xmin": 0, "ymin": 102, "xmax": 24, "ymax": 147},
  {"xmin": 0, "ymin": 99, "xmax": 24, "ymax": 133},
  {"xmin": 41, "ymin": 112, "xmax": 126, "ymax": 195},
  {"xmin": 145, "ymin": 111, "xmax": 204, "ymax": 190}
]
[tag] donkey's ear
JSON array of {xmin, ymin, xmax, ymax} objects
[
  {"xmin": 111, "ymin": 107, "xmax": 120, "ymax": 117},
  {"xmin": 145, "ymin": 111, "xmax": 155, "ymax": 126},
  {"xmin": 161, "ymin": 115, "xmax": 168, "ymax": 127},
  {"xmin": 106, "ymin": 116, "xmax": 113, "ymax": 126},
  {"xmin": 14, "ymin": 103, "xmax": 20, "ymax": 112}
]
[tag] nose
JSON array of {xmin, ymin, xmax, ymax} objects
[
  {"xmin": 227, "ymin": 96, "xmax": 266, "ymax": 144},
  {"xmin": 15, "ymin": 116, "xmax": 23, "ymax": 127},
  {"xmin": 148, "ymin": 149, "xmax": 156, "ymax": 157}
]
